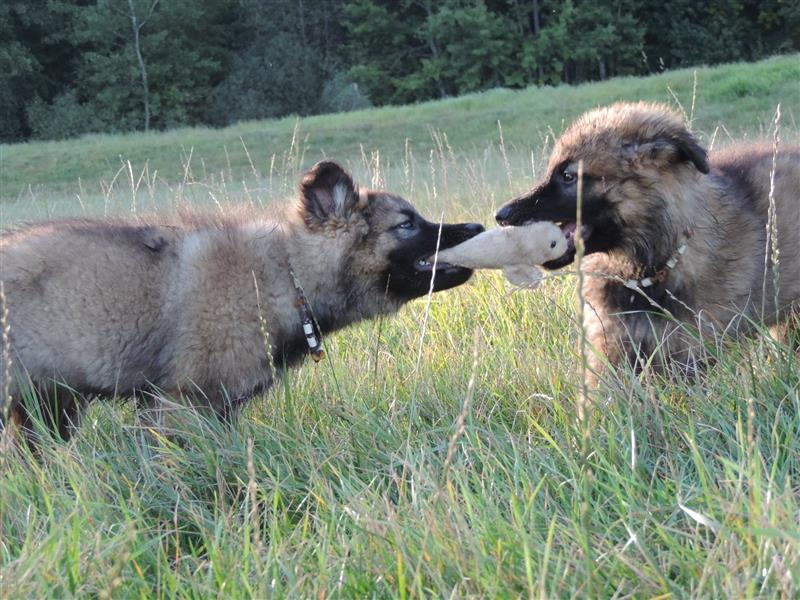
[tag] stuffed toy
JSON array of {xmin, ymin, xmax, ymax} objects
[{"xmin": 435, "ymin": 222, "xmax": 568, "ymax": 289}]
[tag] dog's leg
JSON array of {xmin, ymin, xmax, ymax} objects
[
  {"xmin": 142, "ymin": 381, "xmax": 243, "ymax": 436},
  {"xmin": 583, "ymin": 301, "xmax": 640, "ymax": 391},
  {"xmin": 30, "ymin": 383, "xmax": 83, "ymax": 444},
  {"xmin": 654, "ymin": 321, "xmax": 708, "ymax": 380},
  {"xmin": 585, "ymin": 304, "xmax": 707, "ymax": 389},
  {"xmin": 0, "ymin": 404, "xmax": 29, "ymax": 454},
  {"xmin": 789, "ymin": 308, "xmax": 800, "ymax": 357},
  {"xmin": 135, "ymin": 387, "xmax": 172, "ymax": 437},
  {"xmin": 771, "ymin": 305, "xmax": 800, "ymax": 353},
  {"xmin": 0, "ymin": 384, "xmax": 81, "ymax": 454}
]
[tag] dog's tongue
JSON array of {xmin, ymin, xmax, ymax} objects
[{"xmin": 560, "ymin": 222, "xmax": 578, "ymax": 250}]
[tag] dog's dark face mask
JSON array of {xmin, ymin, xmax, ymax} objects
[
  {"xmin": 379, "ymin": 209, "xmax": 484, "ymax": 302},
  {"xmin": 494, "ymin": 122, "xmax": 709, "ymax": 271},
  {"xmin": 494, "ymin": 165, "xmax": 621, "ymax": 270}
]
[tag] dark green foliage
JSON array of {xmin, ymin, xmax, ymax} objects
[
  {"xmin": 0, "ymin": 0, "xmax": 81, "ymax": 141},
  {"xmin": 0, "ymin": 24, "xmax": 36, "ymax": 141},
  {"xmin": 205, "ymin": 0, "xmax": 335, "ymax": 125},
  {"xmin": 25, "ymin": 91, "xmax": 97, "ymax": 140},
  {"xmin": 341, "ymin": 0, "xmax": 420, "ymax": 105},
  {"xmin": 70, "ymin": 0, "xmax": 234, "ymax": 134},
  {"xmin": 1, "ymin": 0, "xmax": 797, "ymax": 142},
  {"xmin": 206, "ymin": 38, "xmax": 322, "ymax": 125},
  {"xmin": 640, "ymin": 0, "xmax": 800, "ymax": 71},
  {"xmin": 403, "ymin": 1, "xmax": 521, "ymax": 96},
  {"xmin": 319, "ymin": 72, "xmax": 372, "ymax": 113}
]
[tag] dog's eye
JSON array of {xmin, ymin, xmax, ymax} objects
[
  {"xmin": 395, "ymin": 220, "xmax": 414, "ymax": 230},
  {"xmin": 562, "ymin": 170, "xmax": 575, "ymax": 183}
]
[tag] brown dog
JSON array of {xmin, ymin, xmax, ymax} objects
[
  {"xmin": 0, "ymin": 160, "xmax": 483, "ymax": 442},
  {"xmin": 496, "ymin": 102, "xmax": 800, "ymax": 384}
]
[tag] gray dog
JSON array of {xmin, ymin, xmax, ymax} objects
[{"xmin": 0, "ymin": 160, "xmax": 483, "ymax": 442}]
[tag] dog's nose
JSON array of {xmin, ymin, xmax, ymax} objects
[{"xmin": 495, "ymin": 206, "xmax": 512, "ymax": 225}]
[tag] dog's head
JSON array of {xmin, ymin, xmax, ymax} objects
[
  {"xmin": 298, "ymin": 160, "xmax": 483, "ymax": 303},
  {"xmin": 495, "ymin": 102, "xmax": 709, "ymax": 270}
]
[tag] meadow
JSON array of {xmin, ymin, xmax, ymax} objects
[{"xmin": 1, "ymin": 55, "xmax": 799, "ymax": 597}]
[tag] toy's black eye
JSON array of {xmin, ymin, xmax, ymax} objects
[
  {"xmin": 562, "ymin": 170, "xmax": 575, "ymax": 183},
  {"xmin": 550, "ymin": 240, "xmax": 557, "ymax": 248}
]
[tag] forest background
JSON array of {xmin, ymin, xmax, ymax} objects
[{"xmin": 3, "ymin": 0, "xmax": 798, "ymax": 143}]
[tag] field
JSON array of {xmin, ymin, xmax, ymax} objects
[{"xmin": 1, "ymin": 55, "xmax": 799, "ymax": 598}]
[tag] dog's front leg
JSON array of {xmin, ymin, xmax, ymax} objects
[
  {"xmin": 583, "ymin": 304, "xmax": 699, "ymax": 389},
  {"xmin": 582, "ymin": 300, "xmax": 639, "ymax": 390},
  {"xmin": 770, "ymin": 305, "xmax": 800, "ymax": 355}
]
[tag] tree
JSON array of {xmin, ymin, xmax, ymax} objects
[
  {"xmin": 0, "ymin": 7, "xmax": 40, "ymax": 141},
  {"xmin": 3, "ymin": 0, "xmax": 799, "ymax": 141},
  {"xmin": 340, "ymin": 0, "xmax": 421, "ymax": 105},
  {"xmin": 69, "ymin": 0, "xmax": 233, "ymax": 133},
  {"xmin": 205, "ymin": 0, "xmax": 349, "ymax": 125},
  {"xmin": 125, "ymin": 0, "xmax": 159, "ymax": 132},
  {"xmin": 569, "ymin": 0, "xmax": 644, "ymax": 82},
  {"xmin": 405, "ymin": 0, "xmax": 521, "ymax": 96},
  {"xmin": 0, "ymin": 0, "xmax": 82, "ymax": 141},
  {"xmin": 342, "ymin": 0, "xmax": 521, "ymax": 104},
  {"xmin": 521, "ymin": 0, "xmax": 576, "ymax": 85}
]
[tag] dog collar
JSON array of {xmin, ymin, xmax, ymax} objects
[
  {"xmin": 624, "ymin": 229, "xmax": 692, "ymax": 290},
  {"xmin": 288, "ymin": 268, "xmax": 325, "ymax": 362}
]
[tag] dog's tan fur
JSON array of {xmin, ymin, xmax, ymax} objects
[
  {"xmin": 0, "ymin": 161, "xmax": 481, "ymax": 441},
  {"xmin": 496, "ymin": 102, "xmax": 800, "ymax": 383}
]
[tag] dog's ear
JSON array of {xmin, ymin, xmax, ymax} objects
[
  {"xmin": 627, "ymin": 130, "xmax": 709, "ymax": 175},
  {"xmin": 299, "ymin": 160, "xmax": 359, "ymax": 226},
  {"xmin": 668, "ymin": 128, "xmax": 710, "ymax": 174}
]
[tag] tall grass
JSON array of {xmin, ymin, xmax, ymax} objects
[{"xmin": 1, "ymin": 57, "xmax": 799, "ymax": 598}]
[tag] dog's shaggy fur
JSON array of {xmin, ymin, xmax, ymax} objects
[
  {"xmin": 0, "ymin": 160, "xmax": 483, "ymax": 442},
  {"xmin": 496, "ymin": 102, "xmax": 800, "ymax": 383}
]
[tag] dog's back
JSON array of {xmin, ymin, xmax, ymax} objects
[
  {"xmin": 712, "ymin": 143, "xmax": 800, "ymax": 216},
  {"xmin": 1, "ymin": 219, "xmax": 182, "ymax": 398},
  {"xmin": 710, "ymin": 144, "xmax": 800, "ymax": 313}
]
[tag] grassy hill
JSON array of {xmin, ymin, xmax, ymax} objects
[
  {"xmin": 2, "ymin": 55, "xmax": 798, "ymax": 205},
  {"xmin": 1, "ymin": 56, "xmax": 799, "ymax": 598}
]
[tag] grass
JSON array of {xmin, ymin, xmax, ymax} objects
[{"xmin": 1, "ymin": 55, "xmax": 799, "ymax": 597}]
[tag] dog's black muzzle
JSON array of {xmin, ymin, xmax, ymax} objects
[
  {"xmin": 495, "ymin": 183, "xmax": 603, "ymax": 270},
  {"xmin": 495, "ymin": 181, "xmax": 575, "ymax": 227}
]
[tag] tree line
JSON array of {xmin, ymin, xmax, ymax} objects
[{"xmin": 2, "ymin": 0, "xmax": 797, "ymax": 142}]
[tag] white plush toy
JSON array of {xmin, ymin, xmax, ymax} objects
[{"xmin": 435, "ymin": 222, "xmax": 568, "ymax": 289}]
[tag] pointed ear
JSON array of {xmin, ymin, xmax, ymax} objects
[
  {"xmin": 627, "ymin": 129, "xmax": 709, "ymax": 175},
  {"xmin": 299, "ymin": 160, "xmax": 359, "ymax": 226},
  {"xmin": 669, "ymin": 127, "xmax": 710, "ymax": 173}
]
